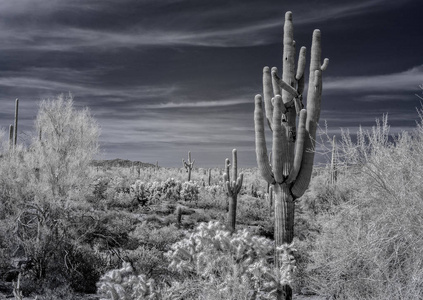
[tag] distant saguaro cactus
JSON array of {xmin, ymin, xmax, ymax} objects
[
  {"xmin": 9, "ymin": 125, "xmax": 14, "ymax": 151},
  {"xmin": 254, "ymin": 11, "xmax": 328, "ymax": 299},
  {"xmin": 13, "ymin": 98, "xmax": 19, "ymax": 149},
  {"xmin": 330, "ymin": 135, "xmax": 338, "ymax": 185},
  {"xmin": 223, "ymin": 149, "xmax": 243, "ymax": 232},
  {"xmin": 175, "ymin": 205, "xmax": 183, "ymax": 225},
  {"xmin": 208, "ymin": 168, "xmax": 212, "ymax": 186},
  {"xmin": 182, "ymin": 151, "xmax": 195, "ymax": 181}
]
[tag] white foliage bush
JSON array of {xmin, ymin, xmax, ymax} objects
[{"xmin": 308, "ymin": 115, "xmax": 423, "ymax": 299}]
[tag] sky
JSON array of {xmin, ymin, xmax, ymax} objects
[{"xmin": 0, "ymin": 0, "xmax": 422, "ymax": 167}]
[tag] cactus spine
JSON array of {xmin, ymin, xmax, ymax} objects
[
  {"xmin": 13, "ymin": 98, "xmax": 19, "ymax": 149},
  {"xmin": 223, "ymin": 149, "xmax": 243, "ymax": 232},
  {"xmin": 254, "ymin": 11, "xmax": 328, "ymax": 299},
  {"xmin": 182, "ymin": 151, "xmax": 195, "ymax": 182}
]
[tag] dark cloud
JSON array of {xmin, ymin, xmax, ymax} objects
[{"xmin": 0, "ymin": 0, "xmax": 422, "ymax": 167}]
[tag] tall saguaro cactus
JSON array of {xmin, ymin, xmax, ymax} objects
[
  {"xmin": 223, "ymin": 149, "xmax": 243, "ymax": 232},
  {"xmin": 254, "ymin": 11, "xmax": 328, "ymax": 299},
  {"xmin": 182, "ymin": 151, "xmax": 195, "ymax": 182}
]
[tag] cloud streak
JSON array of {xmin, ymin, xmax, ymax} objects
[
  {"xmin": 0, "ymin": 0, "xmax": 414, "ymax": 50},
  {"xmin": 325, "ymin": 65, "xmax": 423, "ymax": 94}
]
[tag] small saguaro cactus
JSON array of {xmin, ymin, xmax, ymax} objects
[
  {"xmin": 13, "ymin": 98, "xmax": 19, "ymax": 149},
  {"xmin": 223, "ymin": 149, "xmax": 244, "ymax": 232},
  {"xmin": 208, "ymin": 168, "xmax": 212, "ymax": 186},
  {"xmin": 182, "ymin": 151, "xmax": 195, "ymax": 182},
  {"xmin": 175, "ymin": 205, "xmax": 183, "ymax": 225},
  {"xmin": 9, "ymin": 125, "xmax": 14, "ymax": 151},
  {"xmin": 254, "ymin": 11, "xmax": 328, "ymax": 299},
  {"xmin": 330, "ymin": 135, "xmax": 338, "ymax": 185}
]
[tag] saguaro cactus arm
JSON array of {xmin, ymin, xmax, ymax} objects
[
  {"xmin": 286, "ymin": 109, "xmax": 307, "ymax": 184},
  {"xmin": 254, "ymin": 95, "xmax": 275, "ymax": 184}
]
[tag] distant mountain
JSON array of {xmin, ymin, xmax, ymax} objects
[{"xmin": 91, "ymin": 159, "xmax": 156, "ymax": 168}]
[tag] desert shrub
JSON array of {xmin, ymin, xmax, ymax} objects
[
  {"xmin": 130, "ymin": 223, "xmax": 184, "ymax": 252},
  {"xmin": 307, "ymin": 116, "xmax": 423, "ymax": 299},
  {"xmin": 237, "ymin": 195, "xmax": 268, "ymax": 223},
  {"xmin": 196, "ymin": 184, "xmax": 226, "ymax": 210},
  {"xmin": 122, "ymin": 246, "xmax": 174, "ymax": 282}
]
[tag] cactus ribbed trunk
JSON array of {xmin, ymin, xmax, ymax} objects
[
  {"xmin": 274, "ymin": 183, "xmax": 295, "ymax": 247},
  {"xmin": 228, "ymin": 194, "xmax": 238, "ymax": 233},
  {"xmin": 254, "ymin": 11, "xmax": 328, "ymax": 300}
]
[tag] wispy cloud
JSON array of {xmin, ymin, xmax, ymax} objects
[
  {"xmin": 143, "ymin": 98, "xmax": 250, "ymax": 109},
  {"xmin": 0, "ymin": 0, "xmax": 413, "ymax": 49},
  {"xmin": 0, "ymin": 73, "xmax": 177, "ymax": 101},
  {"xmin": 325, "ymin": 65, "xmax": 423, "ymax": 94}
]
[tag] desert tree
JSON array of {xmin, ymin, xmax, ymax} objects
[{"xmin": 30, "ymin": 93, "xmax": 100, "ymax": 202}]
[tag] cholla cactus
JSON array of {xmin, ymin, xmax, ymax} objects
[
  {"xmin": 223, "ymin": 149, "xmax": 244, "ymax": 232},
  {"xmin": 96, "ymin": 262, "xmax": 159, "ymax": 300},
  {"xmin": 130, "ymin": 180, "xmax": 149, "ymax": 205},
  {"xmin": 166, "ymin": 221, "xmax": 296, "ymax": 298},
  {"xmin": 180, "ymin": 181, "xmax": 200, "ymax": 202},
  {"xmin": 182, "ymin": 151, "xmax": 195, "ymax": 182}
]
